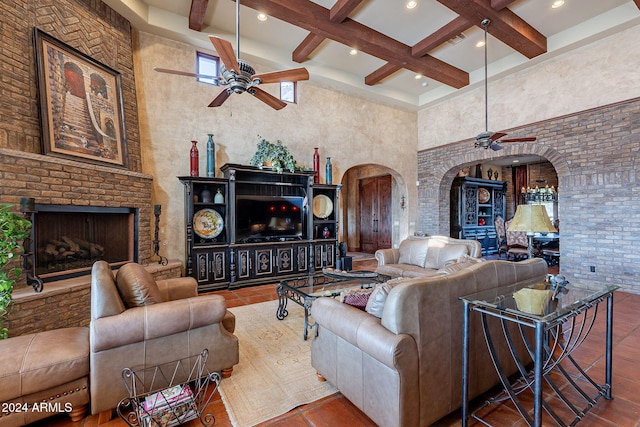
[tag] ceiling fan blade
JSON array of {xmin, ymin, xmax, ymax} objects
[
  {"xmin": 252, "ymin": 68, "xmax": 310, "ymax": 84},
  {"xmin": 249, "ymin": 87, "xmax": 287, "ymax": 110},
  {"xmin": 490, "ymin": 143, "xmax": 504, "ymax": 151},
  {"xmin": 208, "ymin": 89, "xmax": 231, "ymax": 107},
  {"xmin": 209, "ymin": 36, "xmax": 240, "ymax": 75},
  {"xmin": 490, "ymin": 132, "xmax": 507, "ymax": 141},
  {"xmin": 500, "ymin": 137, "xmax": 537, "ymax": 143},
  {"xmin": 154, "ymin": 67, "xmax": 219, "ymax": 82}
]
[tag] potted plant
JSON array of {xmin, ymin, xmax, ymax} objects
[
  {"xmin": 0, "ymin": 203, "xmax": 32, "ymax": 339},
  {"xmin": 249, "ymin": 135, "xmax": 299, "ymax": 173}
]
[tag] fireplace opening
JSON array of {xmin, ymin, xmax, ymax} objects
[{"xmin": 34, "ymin": 205, "xmax": 138, "ymax": 281}]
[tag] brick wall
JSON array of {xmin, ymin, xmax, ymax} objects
[
  {"xmin": 0, "ymin": 0, "xmax": 153, "ymax": 286},
  {"xmin": 417, "ymin": 97, "xmax": 640, "ymax": 293}
]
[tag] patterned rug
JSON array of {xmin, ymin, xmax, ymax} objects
[{"xmin": 219, "ymin": 300, "xmax": 338, "ymax": 426}]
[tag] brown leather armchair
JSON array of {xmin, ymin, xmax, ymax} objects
[{"xmin": 89, "ymin": 261, "xmax": 238, "ymax": 421}]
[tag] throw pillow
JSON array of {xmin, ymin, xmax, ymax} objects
[
  {"xmin": 398, "ymin": 238, "xmax": 429, "ymax": 267},
  {"xmin": 115, "ymin": 263, "xmax": 163, "ymax": 308},
  {"xmin": 365, "ymin": 277, "xmax": 409, "ymax": 318},
  {"xmin": 340, "ymin": 288, "xmax": 373, "ymax": 310}
]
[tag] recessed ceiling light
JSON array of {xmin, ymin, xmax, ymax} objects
[
  {"xmin": 421, "ymin": 81, "xmax": 429, "ymax": 87},
  {"xmin": 257, "ymin": 13, "xmax": 267, "ymax": 21},
  {"xmin": 551, "ymin": 0, "xmax": 565, "ymax": 8},
  {"xmin": 406, "ymin": 1, "xmax": 417, "ymax": 10},
  {"xmin": 349, "ymin": 48, "xmax": 358, "ymax": 56},
  {"xmin": 512, "ymin": 159, "xmax": 520, "ymax": 163},
  {"xmin": 414, "ymin": 74, "xmax": 422, "ymax": 80},
  {"xmin": 476, "ymin": 40, "xmax": 486, "ymax": 48}
]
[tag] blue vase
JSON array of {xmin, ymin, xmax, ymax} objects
[
  {"xmin": 206, "ymin": 134, "xmax": 215, "ymax": 177},
  {"xmin": 325, "ymin": 157, "xmax": 332, "ymax": 185}
]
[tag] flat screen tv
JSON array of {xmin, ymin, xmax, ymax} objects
[{"xmin": 235, "ymin": 195, "xmax": 306, "ymax": 242}]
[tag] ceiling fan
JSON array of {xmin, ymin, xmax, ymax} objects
[
  {"xmin": 154, "ymin": 1, "xmax": 309, "ymax": 110},
  {"xmin": 475, "ymin": 18, "xmax": 536, "ymax": 150}
]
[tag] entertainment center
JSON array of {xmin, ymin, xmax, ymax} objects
[{"xmin": 179, "ymin": 164, "xmax": 340, "ymax": 291}]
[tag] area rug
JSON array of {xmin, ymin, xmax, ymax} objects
[{"xmin": 219, "ymin": 300, "xmax": 338, "ymax": 426}]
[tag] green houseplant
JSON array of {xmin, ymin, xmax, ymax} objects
[
  {"xmin": 0, "ymin": 203, "xmax": 32, "ymax": 339},
  {"xmin": 249, "ymin": 135, "xmax": 300, "ymax": 173}
]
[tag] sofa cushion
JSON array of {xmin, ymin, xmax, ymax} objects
[
  {"xmin": 365, "ymin": 278, "xmax": 409, "ymax": 318},
  {"xmin": 423, "ymin": 241, "xmax": 470, "ymax": 269},
  {"xmin": 398, "ymin": 239, "xmax": 429, "ymax": 267},
  {"xmin": 116, "ymin": 263, "xmax": 163, "ymax": 307}
]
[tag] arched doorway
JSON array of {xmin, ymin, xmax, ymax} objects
[{"xmin": 340, "ymin": 164, "xmax": 407, "ymax": 253}]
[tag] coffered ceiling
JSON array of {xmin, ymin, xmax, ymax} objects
[{"xmin": 104, "ymin": 0, "xmax": 640, "ymax": 110}]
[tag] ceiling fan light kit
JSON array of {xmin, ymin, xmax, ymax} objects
[{"xmin": 475, "ymin": 18, "xmax": 536, "ymax": 150}]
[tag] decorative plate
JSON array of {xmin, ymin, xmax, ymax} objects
[
  {"xmin": 478, "ymin": 188, "xmax": 491, "ymax": 204},
  {"xmin": 193, "ymin": 209, "xmax": 224, "ymax": 239},
  {"xmin": 313, "ymin": 194, "xmax": 333, "ymax": 219}
]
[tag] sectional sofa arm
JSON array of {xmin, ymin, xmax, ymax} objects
[
  {"xmin": 311, "ymin": 298, "xmax": 417, "ymax": 369},
  {"xmin": 90, "ymin": 294, "xmax": 227, "ymax": 352},
  {"xmin": 375, "ymin": 248, "xmax": 400, "ymax": 266}
]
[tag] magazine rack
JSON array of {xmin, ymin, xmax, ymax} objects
[{"xmin": 117, "ymin": 349, "xmax": 221, "ymax": 427}]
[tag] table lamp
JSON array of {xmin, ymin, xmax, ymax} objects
[{"xmin": 507, "ymin": 205, "xmax": 557, "ymax": 259}]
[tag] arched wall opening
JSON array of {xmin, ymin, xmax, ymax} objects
[{"xmin": 340, "ymin": 164, "xmax": 409, "ymax": 252}]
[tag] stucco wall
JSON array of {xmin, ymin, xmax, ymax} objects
[{"xmin": 133, "ymin": 31, "xmax": 418, "ymax": 261}]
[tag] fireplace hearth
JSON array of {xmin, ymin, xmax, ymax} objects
[{"xmin": 33, "ymin": 204, "xmax": 138, "ymax": 281}]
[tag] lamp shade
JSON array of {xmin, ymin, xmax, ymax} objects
[{"xmin": 507, "ymin": 205, "xmax": 557, "ymax": 233}]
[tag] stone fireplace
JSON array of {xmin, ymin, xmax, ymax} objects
[{"xmin": 32, "ymin": 204, "xmax": 138, "ymax": 281}]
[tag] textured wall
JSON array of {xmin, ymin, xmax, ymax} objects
[{"xmin": 133, "ymin": 31, "xmax": 418, "ymax": 261}]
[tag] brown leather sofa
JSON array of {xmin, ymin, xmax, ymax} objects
[
  {"xmin": 311, "ymin": 258, "xmax": 548, "ymax": 427},
  {"xmin": 89, "ymin": 261, "xmax": 239, "ymax": 420},
  {"xmin": 375, "ymin": 235, "xmax": 482, "ymax": 278}
]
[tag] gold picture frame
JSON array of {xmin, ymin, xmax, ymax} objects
[{"xmin": 34, "ymin": 28, "xmax": 129, "ymax": 168}]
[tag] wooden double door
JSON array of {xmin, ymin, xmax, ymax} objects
[{"xmin": 359, "ymin": 175, "xmax": 392, "ymax": 253}]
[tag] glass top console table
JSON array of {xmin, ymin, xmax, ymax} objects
[{"xmin": 460, "ymin": 277, "xmax": 618, "ymax": 427}]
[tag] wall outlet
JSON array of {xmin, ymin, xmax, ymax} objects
[{"xmin": 590, "ymin": 266, "xmax": 596, "ymax": 273}]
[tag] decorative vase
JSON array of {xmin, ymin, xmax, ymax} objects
[
  {"xmin": 190, "ymin": 140, "xmax": 199, "ymax": 177},
  {"xmin": 325, "ymin": 157, "xmax": 332, "ymax": 185},
  {"xmin": 475, "ymin": 163, "xmax": 483, "ymax": 179},
  {"xmin": 214, "ymin": 188, "xmax": 224, "ymax": 204},
  {"xmin": 313, "ymin": 148, "xmax": 320, "ymax": 184},
  {"xmin": 322, "ymin": 227, "xmax": 330, "ymax": 239},
  {"xmin": 487, "ymin": 168, "xmax": 493, "ymax": 180},
  {"xmin": 200, "ymin": 186, "xmax": 212, "ymax": 203},
  {"xmin": 206, "ymin": 134, "xmax": 215, "ymax": 177}
]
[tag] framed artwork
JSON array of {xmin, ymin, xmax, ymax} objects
[{"xmin": 34, "ymin": 28, "xmax": 128, "ymax": 168}]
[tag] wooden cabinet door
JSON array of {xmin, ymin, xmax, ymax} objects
[{"xmin": 359, "ymin": 175, "xmax": 392, "ymax": 253}]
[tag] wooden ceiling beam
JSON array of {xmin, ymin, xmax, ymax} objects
[
  {"xmin": 634, "ymin": 0, "xmax": 640, "ymax": 10},
  {"xmin": 491, "ymin": 0, "xmax": 517, "ymax": 10},
  {"xmin": 330, "ymin": 0, "xmax": 364, "ymax": 23},
  {"xmin": 365, "ymin": 63, "xmax": 402, "ymax": 86},
  {"xmin": 189, "ymin": 0, "xmax": 209, "ymax": 31},
  {"xmin": 412, "ymin": 16, "xmax": 472, "ymax": 58},
  {"xmin": 292, "ymin": 33, "xmax": 325, "ymax": 63},
  {"xmin": 292, "ymin": 0, "xmax": 364, "ymax": 62},
  {"xmin": 238, "ymin": 0, "xmax": 469, "ymax": 88},
  {"xmin": 437, "ymin": 0, "xmax": 547, "ymax": 59}
]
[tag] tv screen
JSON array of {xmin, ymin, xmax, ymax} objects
[{"xmin": 235, "ymin": 195, "xmax": 305, "ymax": 242}]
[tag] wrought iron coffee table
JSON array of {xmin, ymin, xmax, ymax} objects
[
  {"xmin": 460, "ymin": 278, "xmax": 618, "ymax": 427},
  {"xmin": 276, "ymin": 269, "xmax": 384, "ymax": 340}
]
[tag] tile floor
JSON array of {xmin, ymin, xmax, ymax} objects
[{"xmin": 34, "ymin": 258, "xmax": 640, "ymax": 427}]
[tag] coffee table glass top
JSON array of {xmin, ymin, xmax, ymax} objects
[
  {"xmin": 460, "ymin": 277, "xmax": 618, "ymax": 322},
  {"xmin": 279, "ymin": 274, "xmax": 377, "ymax": 299}
]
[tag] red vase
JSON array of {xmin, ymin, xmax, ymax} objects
[
  {"xmin": 313, "ymin": 147, "xmax": 320, "ymax": 184},
  {"xmin": 190, "ymin": 140, "xmax": 199, "ymax": 177}
]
